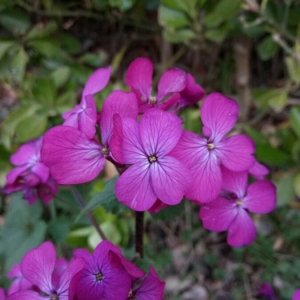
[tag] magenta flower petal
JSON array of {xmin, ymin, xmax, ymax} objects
[
  {"xmin": 6, "ymin": 166, "xmax": 28, "ymax": 184},
  {"xmin": 159, "ymin": 93, "xmax": 180, "ymax": 111},
  {"xmin": 243, "ymin": 180, "xmax": 276, "ymax": 214},
  {"xmin": 140, "ymin": 109, "xmax": 182, "ymax": 156},
  {"xmin": 6, "ymin": 290, "xmax": 43, "ymax": 300},
  {"xmin": 125, "ymin": 57, "xmax": 153, "ymax": 101},
  {"xmin": 82, "ymin": 66, "xmax": 111, "ymax": 99},
  {"xmin": 249, "ymin": 161, "xmax": 269, "ymax": 180},
  {"xmin": 293, "ymin": 289, "xmax": 300, "ymax": 300},
  {"xmin": 221, "ymin": 167, "xmax": 248, "ymax": 199},
  {"xmin": 227, "ymin": 209, "xmax": 256, "ymax": 247},
  {"xmin": 156, "ymin": 68, "xmax": 186, "ymax": 101},
  {"xmin": 116, "ymin": 163, "xmax": 157, "ymax": 211},
  {"xmin": 42, "ymin": 126, "xmax": 105, "ymax": 184},
  {"xmin": 10, "ymin": 144, "xmax": 36, "ymax": 166},
  {"xmin": 57, "ymin": 258, "xmax": 85, "ymax": 299},
  {"xmin": 135, "ymin": 266, "xmax": 165, "ymax": 300},
  {"xmin": 218, "ymin": 134, "xmax": 255, "ymax": 172},
  {"xmin": 94, "ymin": 240, "xmax": 122, "ymax": 256},
  {"xmin": 151, "ymin": 156, "xmax": 190, "ymax": 205},
  {"xmin": 148, "ymin": 200, "xmax": 168, "ymax": 214},
  {"xmin": 31, "ymin": 162, "xmax": 49, "ymax": 183},
  {"xmin": 100, "ymin": 91, "xmax": 138, "ymax": 146},
  {"xmin": 201, "ymin": 93, "xmax": 239, "ymax": 140},
  {"xmin": 62, "ymin": 113, "xmax": 79, "ymax": 128},
  {"xmin": 178, "ymin": 73, "xmax": 205, "ymax": 107},
  {"xmin": 7, "ymin": 264, "xmax": 32, "ymax": 295},
  {"xmin": 78, "ymin": 95, "xmax": 97, "ymax": 139},
  {"xmin": 21, "ymin": 241, "xmax": 56, "ymax": 294},
  {"xmin": 0, "ymin": 289, "xmax": 5, "ymax": 300},
  {"xmin": 200, "ymin": 197, "xmax": 238, "ymax": 232}
]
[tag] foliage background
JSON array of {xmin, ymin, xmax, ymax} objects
[{"xmin": 0, "ymin": 0, "xmax": 300, "ymax": 299}]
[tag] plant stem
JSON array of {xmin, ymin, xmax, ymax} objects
[
  {"xmin": 71, "ymin": 187, "xmax": 107, "ymax": 241},
  {"xmin": 135, "ymin": 211, "xmax": 144, "ymax": 258}
]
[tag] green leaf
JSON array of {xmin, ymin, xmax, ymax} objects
[
  {"xmin": 85, "ymin": 176, "xmax": 129, "ymax": 214},
  {"xmin": 163, "ymin": 28, "xmax": 196, "ymax": 43},
  {"xmin": 80, "ymin": 51, "xmax": 108, "ymax": 67},
  {"xmin": 1, "ymin": 105, "xmax": 40, "ymax": 149},
  {"xmin": 0, "ymin": 40, "xmax": 15, "ymax": 61},
  {"xmin": 60, "ymin": 33, "xmax": 82, "ymax": 55},
  {"xmin": 1, "ymin": 194, "xmax": 46, "ymax": 271},
  {"xmin": 25, "ymin": 21, "xmax": 58, "ymax": 40},
  {"xmin": 256, "ymin": 144, "xmax": 292, "ymax": 167},
  {"xmin": 48, "ymin": 217, "xmax": 71, "ymax": 242},
  {"xmin": 0, "ymin": 8, "xmax": 31, "ymax": 33},
  {"xmin": 257, "ymin": 36, "xmax": 279, "ymax": 61},
  {"xmin": 55, "ymin": 90, "xmax": 76, "ymax": 114},
  {"xmin": 293, "ymin": 173, "xmax": 300, "ymax": 198},
  {"xmin": 289, "ymin": 107, "xmax": 300, "ymax": 139},
  {"xmin": 252, "ymin": 88, "xmax": 287, "ymax": 111},
  {"xmin": 205, "ymin": 23, "xmax": 232, "ymax": 42},
  {"xmin": 51, "ymin": 66, "xmax": 71, "ymax": 89},
  {"xmin": 158, "ymin": 5, "xmax": 190, "ymax": 29},
  {"xmin": 276, "ymin": 173, "xmax": 295, "ymax": 206},
  {"xmin": 162, "ymin": 0, "xmax": 197, "ymax": 15},
  {"xmin": 15, "ymin": 114, "xmax": 48, "ymax": 142},
  {"xmin": 285, "ymin": 56, "xmax": 300, "ymax": 84},
  {"xmin": 213, "ymin": 0, "xmax": 242, "ymax": 21},
  {"xmin": 11, "ymin": 47, "xmax": 28, "ymax": 82}
]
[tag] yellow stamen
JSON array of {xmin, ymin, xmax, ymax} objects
[
  {"xmin": 207, "ymin": 143, "xmax": 215, "ymax": 150},
  {"xmin": 236, "ymin": 200, "xmax": 243, "ymax": 206}
]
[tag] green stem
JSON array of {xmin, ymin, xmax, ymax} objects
[{"xmin": 135, "ymin": 211, "xmax": 144, "ymax": 258}]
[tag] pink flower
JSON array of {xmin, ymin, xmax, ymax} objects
[
  {"xmin": 249, "ymin": 160, "xmax": 269, "ymax": 180},
  {"xmin": 0, "ymin": 289, "xmax": 5, "ymax": 300},
  {"xmin": 62, "ymin": 67, "xmax": 111, "ymax": 139},
  {"xmin": 7, "ymin": 264, "xmax": 32, "ymax": 295},
  {"xmin": 20, "ymin": 241, "xmax": 85, "ymax": 300},
  {"xmin": 200, "ymin": 167, "xmax": 276, "ymax": 247},
  {"xmin": 41, "ymin": 91, "xmax": 138, "ymax": 184},
  {"xmin": 171, "ymin": 92, "xmax": 255, "ymax": 203},
  {"xmin": 126, "ymin": 57, "xmax": 187, "ymax": 113},
  {"xmin": 259, "ymin": 283, "xmax": 276, "ymax": 300},
  {"xmin": 128, "ymin": 266, "xmax": 165, "ymax": 300},
  {"xmin": 6, "ymin": 137, "xmax": 49, "ymax": 185},
  {"xmin": 73, "ymin": 241, "xmax": 140, "ymax": 300},
  {"xmin": 111, "ymin": 108, "xmax": 191, "ymax": 211},
  {"xmin": 293, "ymin": 289, "xmax": 300, "ymax": 300}
]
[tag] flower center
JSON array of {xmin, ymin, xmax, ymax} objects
[
  {"xmin": 236, "ymin": 200, "xmax": 243, "ymax": 206},
  {"xmin": 101, "ymin": 147, "xmax": 109, "ymax": 156},
  {"xmin": 128, "ymin": 290, "xmax": 133, "ymax": 298},
  {"xmin": 148, "ymin": 155, "xmax": 157, "ymax": 163},
  {"xmin": 95, "ymin": 272, "xmax": 103, "ymax": 282},
  {"xmin": 148, "ymin": 96, "xmax": 156, "ymax": 104},
  {"xmin": 50, "ymin": 294, "xmax": 59, "ymax": 300},
  {"xmin": 207, "ymin": 143, "xmax": 215, "ymax": 150}
]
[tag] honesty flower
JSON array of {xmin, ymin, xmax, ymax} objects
[
  {"xmin": 20, "ymin": 241, "xmax": 84, "ymax": 300},
  {"xmin": 42, "ymin": 91, "xmax": 138, "ymax": 184},
  {"xmin": 6, "ymin": 137, "xmax": 49, "ymax": 185},
  {"xmin": 126, "ymin": 57, "xmax": 187, "ymax": 112},
  {"xmin": 293, "ymin": 289, "xmax": 300, "ymax": 300},
  {"xmin": 7, "ymin": 264, "xmax": 32, "ymax": 295},
  {"xmin": 200, "ymin": 167, "xmax": 276, "ymax": 247},
  {"xmin": 73, "ymin": 241, "xmax": 140, "ymax": 300},
  {"xmin": 62, "ymin": 67, "xmax": 111, "ymax": 139},
  {"xmin": 259, "ymin": 283, "xmax": 276, "ymax": 300},
  {"xmin": 171, "ymin": 93, "xmax": 255, "ymax": 203},
  {"xmin": 112, "ymin": 108, "xmax": 191, "ymax": 211}
]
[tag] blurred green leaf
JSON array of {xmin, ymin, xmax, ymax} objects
[
  {"xmin": 293, "ymin": 173, "xmax": 300, "ymax": 198},
  {"xmin": 163, "ymin": 28, "xmax": 196, "ymax": 43},
  {"xmin": 276, "ymin": 173, "xmax": 295, "ymax": 206},
  {"xmin": 256, "ymin": 144, "xmax": 292, "ymax": 167},
  {"xmin": 80, "ymin": 51, "xmax": 108, "ymax": 67},
  {"xmin": 60, "ymin": 33, "xmax": 82, "ymax": 55},
  {"xmin": 51, "ymin": 66, "xmax": 71, "ymax": 89},
  {"xmin": 162, "ymin": 0, "xmax": 197, "ymax": 15},
  {"xmin": 203, "ymin": 13, "xmax": 223, "ymax": 27},
  {"xmin": 15, "ymin": 114, "xmax": 48, "ymax": 142},
  {"xmin": 0, "ymin": 8, "xmax": 31, "ymax": 33},
  {"xmin": 285, "ymin": 56, "xmax": 300, "ymax": 84},
  {"xmin": 48, "ymin": 217, "xmax": 71, "ymax": 242},
  {"xmin": 55, "ymin": 90, "xmax": 76, "ymax": 114},
  {"xmin": 158, "ymin": 5, "xmax": 190, "ymax": 29},
  {"xmin": 108, "ymin": 0, "xmax": 136, "ymax": 12},
  {"xmin": 0, "ymin": 40, "xmax": 15, "ymax": 61},
  {"xmin": 11, "ymin": 47, "xmax": 28, "ymax": 82},
  {"xmin": 32, "ymin": 78, "xmax": 56, "ymax": 106},
  {"xmin": 205, "ymin": 23, "xmax": 232, "ymax": 42},
  {"xmin": 153, "ymin": 201, "xmax": 184, "ymax": 221},
  {"xmin": 0, "ymin": 194, "xmax": 46, "ymax": 271},
  {"xmin": 25, "ymin": 21, "xmax": 58, "ymax": 40},
  {"xmin": 214, "ymin": 0, "xmax": 242, "ymax": 21},
  {"xmin": 257, "ymin": 36, "xmax": 279, "ymax": 61},
  {"xmin": 252, "ymin": 88, "xmax": 287, "ymax": 111},
  {"xmin": 290, "ymin": 107, "xmax": 300, "ymax": 139}
]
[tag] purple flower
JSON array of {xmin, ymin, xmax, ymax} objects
[
  {"xmin": 73, "ymin": 240, "xmax": 137, "ymax": 300},
  {"xmin": 125, "ymin": 57, "xmax": 187, "ymax": 113},
  {"xmin": 7, "ymin": 264, "xmax": 32, "ymax": 295},
  {"xmin": 6, "ymin": 137, "xmax": 49, "ymax": 185},
  {"xmin": 111, "ymin": 108, "xmax": 192, "ymax": 211},
  {"xmin": 128, "ymin": 266, "xmax": 165, "ymax": 300},
  {"xmin": 200, "ymin": 167, "xmax": 276, "ymax": 247},
  {"xmin": 41, "ymin": 91, "xmax": 138, "ymax": 184},
  {"xmin": 171, "ymin": 92, "xmax": 255, "ymax": 203},
  {"xmin": 0, "ymin": 288, "xmax": 5, "ymax": 300},
  {"xmin": 293, "ymin": 289, "xmax": 300, "ymax": 300},
  {"xmin": 259, "ymin": 283, "xmax": 276, "ymax": 300},
  {"xmin": 249, "ymin": 161, "xmax": 269, "ymax": 180},
  {"xmin": 20, "ymin": 241, "xmax": 85, "ymax": 300},
  {"xmin": 62, "ymin": 67, "xmax": 111, "ymax": 139}
]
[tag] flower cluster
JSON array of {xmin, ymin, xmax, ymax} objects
[
  {"xmin": 4, "ymin": 137, "xmax": 58, "ymax": 204},
  {"xmin": 2, "ymin": 241, "xmax": 164, "ymax": 300}
]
